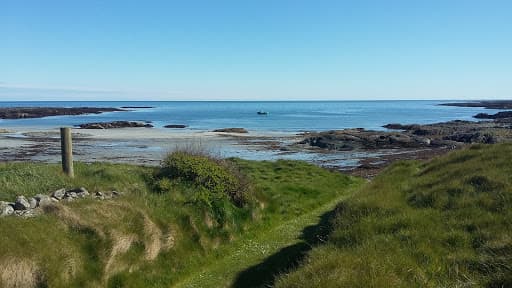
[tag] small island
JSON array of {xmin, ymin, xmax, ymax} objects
[
  {"xmin": 0, "ymin": 107, "xmax": 125, "ymax": 119},
  {"xmin": 78, "ymin": 121, "xmax": 154, "ymax": 129},
  {"xmin": 440, "ymin": 100, "xmax": 512, "ymax": 109}
]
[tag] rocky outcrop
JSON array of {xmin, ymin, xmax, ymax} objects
[
  {"xmin": 0, "ymin": 107, "xmax": 124, "ymax": 119},
  {"xmin": 0, "ymin": 187, "xmax": 124, "ymax": 218},
  {"xmin": 120, "ymin": 106, "xmax": 154, "ymax": 109},
  {"xmin": 213, "ymin": 128, "xmax": 248, "ymax": 133},
  {"xmin": 300, "ymin": 129, "xmax": 438, "ymax": 151},
  {"xmin": 78, "ymin": 121, "xmax": 153, "ymax": 129},
  {"xmin": 440, "ymin": 101, "xmax": 512, "ymax": 109},
  {"xmin": 164, "ymin": 124, "xmax": 188, "ymax": 128},
  {"xmin": 301, "ymin": 119, "xmax": 512, "ymax": 151},
  {"xmin": 474, "ymin": 111, "xmax": 512, "ymax": 119}
]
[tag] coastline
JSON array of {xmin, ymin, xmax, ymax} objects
[
  {"xmin": 1, "ymin": 100, "xmax": 511, "ymax": 178},
  {"xmin": 0, "ymin": 125, "xmax": 460, "ymax": 178}
]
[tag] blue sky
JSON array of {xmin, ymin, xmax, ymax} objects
[{"xmin": 1, "ymin": 0, "xmax": 511, "ymax": 101}]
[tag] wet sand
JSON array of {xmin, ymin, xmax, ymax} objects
[{"xmin": 0, "ymin": 126, "xmax": 454, "ymax": 178}]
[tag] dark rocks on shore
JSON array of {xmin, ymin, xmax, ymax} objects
[
  {"xmin": 213, "ymin": 128, "xmax": 249, "ymax": 133},
  {"xmin": 299, "ymin": 129, "xmax": 436, "ymax": 151},
  {"xmin": 440, "ymin": 101, "xmax": 512, "ymax": 109},
  {"xmin": 0, "ymin": 107, "xmax": 125, "ymax": 119},
  {"xmin": 164, "ymin": 124, "xmax": 188, "ymax": 128},
  {"xmin": 474, "ymin": 111, "xmax": 512, "ymax": 119},
  {"xmin": 78, "ymin": 121, "xmax": 154, "ymax": 129},
  {"xmin": 301, "ymin": 118, "xmax": 512, "ymax": 151},
  {"xmin": 120, "ymin": 106, "xmax": 154, "ymax": 109}
]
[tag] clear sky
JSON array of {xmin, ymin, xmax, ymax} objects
[{"xmin": 1, "ymin": 0, "xmax": 511, "ymax": 101}]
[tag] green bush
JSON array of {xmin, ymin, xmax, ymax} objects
[{"xmin": 161, "ymin": 151, "xmax": 249, "ymax": 207}]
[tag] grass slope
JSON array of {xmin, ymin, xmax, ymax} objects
[
  {"xmin": 0, "ymin": 159, "xmax": 361, "ymax": 287},
  {"xmin": 173, "ymin": 177, "xmax": 361, "ymax": 288},
  {"xmin": 275, "ymin": 144, "xmax": 512, "ymax": 288}
]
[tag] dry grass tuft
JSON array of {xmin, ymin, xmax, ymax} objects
[
  {"xmin": 0, "ymin": 257, "xmax": 42, "ymax": 288},
  {"xmin": 104, "ymin": 232, "xmax": 137, "ymax": 280}
]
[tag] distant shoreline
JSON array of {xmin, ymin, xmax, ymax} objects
[
  {"xmin": 1, "ymin": 100, "xmax": 511, "ymax": 178},
  {"xmin": 0, "ymin": 107, "xmax": 125, "ymax": 120},
  {"xmin": 439, "ymin": 100, "xmax": 512, "ymax": 109}
]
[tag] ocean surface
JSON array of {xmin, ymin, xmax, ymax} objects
[{"xmin": 0, "ymin": 100, "xmax": 499, "ymax": 131}]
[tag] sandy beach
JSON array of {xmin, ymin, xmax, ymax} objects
[
  {"xmin": 0, "ymin": 126, "xmax": 303, "ymax": 166},
  {"xmin": 0, "ymin": 125, "xmax": 451, "ymax": 180}
]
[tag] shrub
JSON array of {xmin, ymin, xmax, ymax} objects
[{"xmin": 161, "ymin": 151, "xmax": 249, "ymax": 206}]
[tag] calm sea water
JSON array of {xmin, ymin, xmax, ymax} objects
[{"xmin": 0, "ymin": 101, "xmax": 497, "ymax": 131}]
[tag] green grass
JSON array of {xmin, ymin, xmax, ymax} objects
[
  {"xmin": 0, "ymin": 158, "xmax": 361, "ymax": 287},
  {"xmin": 274, "ymin": 143, "xmax": 512, "ymax": 288}
]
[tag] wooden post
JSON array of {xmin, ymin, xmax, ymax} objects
[{"xmin": 60, "ymin": 127, "xmax": 74, "ymax": 178}]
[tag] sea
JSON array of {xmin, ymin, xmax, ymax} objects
[{"xmin": 0, "ymin": 100, "xmax": 499, "ymax": 131}]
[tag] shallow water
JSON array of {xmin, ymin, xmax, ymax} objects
[
  {"xmin": 0, "ymin": 100, "xmax": 501, "ymax": 169},
  {"xmin": 0, "ymin": 100, "xmax": 498, "ymax": 132}
]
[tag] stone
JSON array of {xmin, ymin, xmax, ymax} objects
[
  {"xmin": 212, "ymin": 128, "xmax": 248, "ymax": 133},
  {"xmin": 14, "ymin": 210, "xmax": 36, "ymax": 218},
  {"xmin": 52, "ymin": 188, "xmax": 66, "ymax": 200},
  {"xmin": 50, "ymin": 197, "xmax": 60, "ymax": 203},
  {"xmin": 66, "ymin": 192, "xmax": 78, "ymax": 199},
  {"xmin": 0, "ymin": 201, "xmax": 14, "ymax": 217},
  {"xmin": 164, "ymin": 124, "xmax": 188, "ymax": 128},
  {"xmin": 79, "ymin": 121, "xmax": 153, "ymax": 129},
  {"xmin": 76, "ymin": 187, "xmax": 89, "ymax": 198},
  {"xmin": 29, "ymin": 197, "xmax": 38, "ymax": 209},
  {"xmin": 35, "ymin": 194, "xmax": 52, "ymax": 207},
  {"xmin": 14, "ymin": 196, "xmax": 31, "ymax": 210}
]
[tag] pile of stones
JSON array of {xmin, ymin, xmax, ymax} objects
[{"xmin": 0, "ymin": 187, "xmax": 124, "ymax": 218}]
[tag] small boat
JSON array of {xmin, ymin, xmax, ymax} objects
[{"xmin": 257, "ymin": 111, "xmax": 269, "ymax": 115}]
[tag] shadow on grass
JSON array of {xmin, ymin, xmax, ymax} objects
[{"xmin": 232, "ymin": 208, "xmax": 337, "ymax": 288}]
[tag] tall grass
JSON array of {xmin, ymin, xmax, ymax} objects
[
  {"xmin": 0, "ymin": 150, "xmax": 359, "ymax": 287},
  {"xmin": 275, "ymin": 143, "xmax": 512, "ymax": 288}
]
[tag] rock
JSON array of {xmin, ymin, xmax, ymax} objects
[
  {"xmin": 35, "ymin": 194, "xmax": 52, "ymax": 207},
  {"xmin": 66, "ymin": 192, "xmax": 78, "ymax": 199},
  {"xmin": 0, "ymin": 201, "xmax": 14, "ymax": 217},
  {"xmin": 383, "ymin": 124, "xmax": 422, "ymax": 131},
  {"xmin": 112, "ymin": 191, "xmax": 124, "ymax": 197},
  {"xmin": 52, "ymin": 188, "xmax": 66, "ymax": 200},
  {"xmin": 78, "ymin": 121, "xmax": 153, "ymax": 129},
  {"xmin": 213, "ymin": 128, "xmax": 248, "ymax": 133},
  {"xmin": 66, "ymin": 187, "xmax": 89, "ymax": 198},
  {"xmin": 76, "ymin": 187, "xmax": 89, "ymax": 198},
  {"xmin": 14, "ymin": 210, "xmax": 36, "ymax": 218},
  {"xmin": 94, "ymin": 191, "xmax": 105, "ymax": 200},
  {"xmin": 164, "ymin": 124, "xmax": 188, "ymax": 128},
  {"xmin": 299, "ymin": 129, "xmax": 431, "ymax": 151},
  {"xmin": 474, "ymin": 111, "xmax": 512, "ymax": 119},
  {"xmin": 50, "ymin": 197, "xmax": 60, "ymax": 203},
  {"xmin": 14, "ymin": 196, "xmax": 31, "ymax": 210},
  {"xmin": 29, "ymin": 197, "xmax": 38, "ymax": 209}
]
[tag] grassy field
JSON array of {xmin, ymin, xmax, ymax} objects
[
  {"xmin": 275, "ymin": 144, "xmax": 512, "ymax": 288},
  {"xmin": 0, "ymin": 155, "xmax": 361, "ymax": 287}
]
